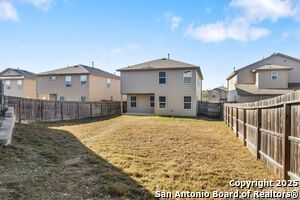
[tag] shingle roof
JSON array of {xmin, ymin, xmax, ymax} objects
[
  {"xmin": 38, "ymin": 64, "xmax": 119, "ymax": 79},
  {"xmin": 214, "ymin": 86, "xmax": 228, "ymax": 92},
  {"xmin": 252, "ymin": 64, "xmax": 293, "ymax": 72},
  {"xmin": 236, "ymin": 84, "xmax": 293, "ymax": 96},
  {"xmin": 117, "ymin": 58, "xmax": 203, "ymax": 79},
  {"xmin": 226, "ymin": 53, "xmax": 300, "ymax": 80},
  {"xmin": 0, "ymin": 68, "xmax": 36, "ymax": 78}
]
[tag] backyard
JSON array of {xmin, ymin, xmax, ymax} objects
[{"xmin": 0, "ymin": 115, "xmax": 279, "ymax": 199}]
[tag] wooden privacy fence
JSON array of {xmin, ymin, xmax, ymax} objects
[
  {"xmin": 224, "ymin": 91, "xmax": 300, "ymax": 180},
  {"xmin": 5, "ymin": 96, "xmax": 121, "ymax": 123},
  {"xmin": 198, "ymin": 101, "xmax": 223, "ymax": 119}
]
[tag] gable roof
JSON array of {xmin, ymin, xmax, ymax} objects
[
  {"xmin": 117, "ymin": 58, "xmax": 203, "ymax": 79},
  {"xmin": 226, "ymin": 53, "xmax": 300, "ymax": 80},
  {"xmin": 0, "ymin": 68, "xmax": 36, "ymax": 78},
  {"xmin": 38, "ymin": 64, "xmax": 119, "ymax": 79},
  {"xmin": 213, "ymin": 86, "xmax": 228, "ymax": 92}
]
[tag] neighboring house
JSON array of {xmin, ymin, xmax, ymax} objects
[
  {"xmin": 203, "ymin": 86, "xmax": 228, "ymax": 103},
  {"xmin": 37, "ymin": 64, "xmax": 121, "ymax": 101},
  {"xmin": 117, "ymin": 58, "xmax": 203, "ymax": 117},
  {"xmin": 227, "ymin": 53, "xmax": 300, "ymax": 103},
  {"xmin": 0, "ymin": 68, "xmax": 37, "ymax": 99}
]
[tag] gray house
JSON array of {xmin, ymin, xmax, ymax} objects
[
  {"xmin": 117, "ymin": 58, "xmax": 203, "ymax": 117},
  {"xmin": 227, "ymin": 53, "xmax": 300, "ymax": 102}
]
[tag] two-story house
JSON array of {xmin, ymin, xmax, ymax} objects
[
  {"xmin": 0, "ymin": 68, "xmax": 37, "ymax": 98},
  {"xmin": 117, "ymin": 58, "xmax": 203, "ymax": 117},
  {"xmin": 37, "ymin": 64, "xmax": 121, "ymax": 101},
  {"xmin": 227, "ymin": 53, "xmax": 300, "ymax": 103}
]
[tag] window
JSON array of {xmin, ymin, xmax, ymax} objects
[
  {"xmin": 49, "ymin": 76, "xmax": 56, "ymax": 80},
  {"xmin": 130, "ymin": 96, "xmax": 136, "ymax": 107},
  {"xmin": 65, "ymin": 76, "xmax": 72, "ymax": 87},
  {"xmin": 183, "ymin": 70, "xmax": 192, "ymax": 84},
  {"xmin": 59, "ymin": 96, "xmax": 65, "ymax": 101},
  {"xmin": 80, "ymin": 75, "xmax": 87, "ymax": 87},
  {"xmin": 159, "ymin": 72, "xmax": 166, "ymax": 84},
  {"xmin": 17, "ymin": 80, "xmax": 23, "ymax": 89},
  {"xmin": 5, "ymin": 80, "xmax": 11, "ymax": 89},
  {"xmin": 81, "ymin": 96, "xmax": 87, "ymax": 102},
  {"xmin": 106, "ymin": 78, "xmax": 111, "ymax": 88},
  {"xmin": 159, "ymin": 96, "xmax": 167, "ymax": 109},
  {"xmin": 271, "ymin": 71, "xmax": 278, "ymax": 80},
  {"xmin": 184, "ymin": 96, "xmax": 192, "ymax": 110},
  {"xmin": 150, "ymin": 96, "xmax": 154, "ymax": 108}
]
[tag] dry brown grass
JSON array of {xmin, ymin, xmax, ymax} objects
[{"xmin": 0, "ymin": 115, "xmax": 279, "ymax": 199}]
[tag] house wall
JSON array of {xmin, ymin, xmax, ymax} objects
[
  {"xmin": 23, "ymin": 79, "xmax": 37, "ymax": 98},
  {"xmin": 121, "ymin": 69, "xmax": 200, "ymax": 117},
  {"xmin": 89, "ymin": 75, "xmax": 121, "ymax": 101},
  {"xmin": 127, "ymin": 94, "xmax": 154, "ymax": 113},
  {"xmin": 256, "ymin": 70, "xmax": 288, "ymax": 89},
  {"xmin": 3, "ymin": 79, "xmax": 24, "ymax": 97},
  {"xmin": 37, "ymin": 74, "xmax": 89, "ymax": 101}
]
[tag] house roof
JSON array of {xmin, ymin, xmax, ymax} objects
[
  {"xmin": 0, "ymin": 68, "xmax": 36, "ymax": 78},
  {"xmin": 210, "ymin": 86, "xmax": 228, "ymax": 92},
  {"xmin": 38, "ymin": 64, "xmax": 119, "ymax": 79},
  {"xmin": 236, "ymin": 84, "xmax": 293, "ymax": 96},
  {"xmin": 226, "ymin": 53, "xmax": 300, "ymax": 80},
  {"xmin": 252, "ymin": 64, "xmax": 293, "ymax": 72},
  {"xmin": 117, "ymin": 58, "xmax": 203, "ymax": 79}
]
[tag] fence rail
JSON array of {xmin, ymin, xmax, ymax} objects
[
  {"xmin": 224, "ymin": 91, "xmax": 300, "ymax": 180},
  {"xmin": 5, "ymin": 96, "xmax": 121, "ymax": 123}
]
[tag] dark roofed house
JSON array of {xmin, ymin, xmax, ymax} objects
[
  {"xmin": 37, "ymin": 64, "xmax": 121, "ymax": 102},
  {"xmin": 0, "ymin": 68, "xmax": 37, "ymax": 98},
  {"xmin": 226, "ymin": 53, "xmax": 300, "ymax": 103}
]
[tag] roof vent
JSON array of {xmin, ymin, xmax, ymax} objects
[{"xmin": 168, "ymin": 53, "xmax": 170, "ymax": 59}]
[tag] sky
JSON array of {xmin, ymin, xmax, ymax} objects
[{"xmin": 0, "ymin": 0, "xmax": 300, "ymax": 90}]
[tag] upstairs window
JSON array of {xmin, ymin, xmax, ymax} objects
[
  {"xmin": 271, "ymin": 71, "xmax": 278, "ymax": 80},
  {"xmin": 159, "ymin": 72, "xmax": 166, "ymax": 84},
  {"xmin": 106, "ymin": 78, "xmax": 111, "ymax": 88},
  {"xmin": 184, "ymin": 96, "xmax": 192, "ymax": 110},
  {"xmin": 130, "ymin": 96, "xmax": 136, "ymax": 107},
  {"xmin": 149, "ymin": 96, "xmax": 155, "ymax": 108},
  {"xmin": 5, "ymin": 80, "xmax": 11, "ymax": 89},
  {"xmin": 183, "ymin": 70, "xmax": 192, "ymax": 84},
  {"xmin": 80, "ymin": 75, "xmax": 87, "ymax": 87},
  {"xmin": 49, "ymin": 76, "xmax": 56, "ymax": 80},
  {"xmin": 159, "ymin": 96, "xmax": 167, "ymax": 109},
  {"xmin": 65, "ymin": 76, "xmax": 72, "ymax": 87},
  {"xmin": 17, "ymin": 80, "xmax": 23, "ymax": 89}
]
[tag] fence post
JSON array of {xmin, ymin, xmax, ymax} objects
[
  {"xmin": 243, "ymin": 108, "xmax": 247, "ymax": 146},
  {"xmin": 231, "ymin": 107, "xmax": 234, "ymax": 130},
  {"xmin": 60, "ymin": 102, "xmax": 64, "ymax": 121},
  {"xmin": 40, "ymin": 101, "xmax": 43, "ymax": 121},
  {"xmin": 256, "ymin": 108, "xmax": 262, "ymax": 160},
  {"xmin": 77, "ymin": 102, "xmax": 80, "ymax": 118},
  {"xmin": 236, "ymin": 108, "xmax": 239, "ymax": 137},
  {"xmin": 90, "ymin": 102, "xmax": 93, "ymax": 117},
  {"xmin": 18, "ymin": 99, "xmax": 21, "ymax": 123},
  {"xmin": 282, "ymin": 103, "xmax": 291, "ymax": 180}
]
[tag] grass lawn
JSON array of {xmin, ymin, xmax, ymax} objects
[{"xmin": 0, "ymin": 115, "xmax": 279, "ymax": 199}]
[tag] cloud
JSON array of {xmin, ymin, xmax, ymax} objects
[
  {"xmin": 0, "ymin": 1, "xmax": 18, "ymax": 21},
  {"xmin": 0, "ymin": 0, "xmax": 54, "ymax": 22},
  {"xmin": 110, "ymin": 47, "xmax": 121, "ymax": 57},
  {"xmin": 126, "ymin": 43, "xmax": 140, "ymax": 50},
  {"xmin": 164, "ymin": 12, "xmax": 182, "ymax": 31},
  {"xmin": 186, "ymin": 0, "xmax": 299, "ymax": 43}
]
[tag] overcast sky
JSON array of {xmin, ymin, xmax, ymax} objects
[{"xmin": 0, "ymin": 0, "xmax": 300, "ymax": 89}]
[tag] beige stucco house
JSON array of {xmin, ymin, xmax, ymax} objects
[
  {"xmin": 37, "ymin": 65, "xmax": 121, "ymax": 101},
  {"xmin": 117, "ymin": 58, "xmax": 203, "ymax": 117},
  {"xmin": 0, "ymin": 68, "xmax": 37, "ymax": 99},
  {"xmin": 227, "ymin": 53, "xmax": 300, "ymax": 103}
]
